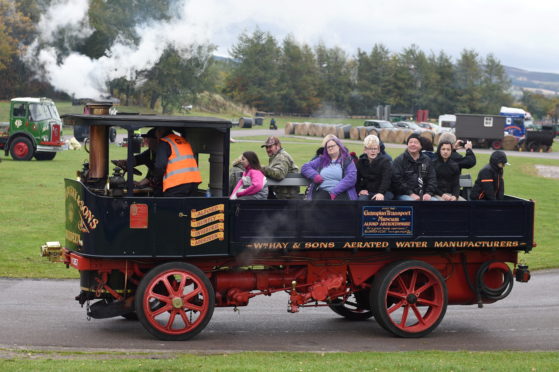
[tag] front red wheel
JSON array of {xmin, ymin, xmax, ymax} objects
[
  {"xmin": 370, "ymin": 260, "xmax": 447, "ymax": 338},
  {"xmin": 135, "ymin": 262, "xmax": 214, "ymax": 341}
]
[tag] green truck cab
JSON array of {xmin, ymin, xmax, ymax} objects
[{"xmin": 0, "ymin": 97, "xmax": 67, "ymax": 160}]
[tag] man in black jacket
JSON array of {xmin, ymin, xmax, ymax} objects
[
  {"xmin": 392, "ymin": 133, "xmax": 437, "ymax": 200},
  {"xmin": 471, "ymin": 150, "xmax": 508, "ymax": 200}
]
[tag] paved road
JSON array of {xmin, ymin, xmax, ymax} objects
[{"xmin": 0, "ymin": 269, "xmax": 557, "ymax": 353}]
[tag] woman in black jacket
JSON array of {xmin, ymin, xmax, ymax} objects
[
  {"xmin": 432, "ymin": 140, "xmax": 461, "ymax": 201},
  {"xmin": 356, "ymin": 135, "xmax": 393, "ymax": 200}
]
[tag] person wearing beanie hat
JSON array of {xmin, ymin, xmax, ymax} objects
[
  {"xmin": 438, "ymin": 132, "xmax": 476, "ymax": 172},
  {"xmin": 392, "ymin": 132, "xmax": 437, "ymax": 200},
  {"xmin": 471, "ymin": 150, "xmax": 509, "ymax": 200}
]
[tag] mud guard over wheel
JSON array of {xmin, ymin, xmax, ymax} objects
[
  {"xmin": 135, "ymin": 262, "xmax": 215, "ymax": 341},
  {"xmin": 370, "ymin": 260, "xmax": 447, "ymax": 338}
]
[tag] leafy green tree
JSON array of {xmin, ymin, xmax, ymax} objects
[
  {"xmin": 353, "ymin": 44, "xmax": 391, "ymax": 114},
  {"xmin": 425, "ymin": 51, "xmax": 458, "ymax": 116},
  {"xmin": 480, "ymin": 54, "xmax": 513, "ymax": 113},
  {"xmin": 138, "ymin": 44, "xmax": 216, "ymax": 113},
  {"xmin": 315, "ymin": 43, "xmax": 352, "ymax": 113},
  {"xmin": 225, "ymin": 29, "xmax": 281, "ymax": 111},
  {"xmin": 521, "ymin": 91, "xmax": 556, "ymax": 120},
  {"xmin": 454, "ymin": 49, "xmax": 483, "ymax": 113},
  {"xmin": 277, "ymin": 36, "xmax": 320, "ymax": 114}
]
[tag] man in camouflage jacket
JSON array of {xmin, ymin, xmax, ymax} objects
[{"xmin": 261, "ymin": 136, "xmax": 300, "ymax": 199}]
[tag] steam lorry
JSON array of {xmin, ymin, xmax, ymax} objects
[{"xmin": 41, "ymin": 103, "xmax": 535, "ymax": 341}]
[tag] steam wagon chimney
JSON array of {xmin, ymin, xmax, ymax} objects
[{"xmin": 84, "ymin": 102, "xmax": 112, "ymax": 181}]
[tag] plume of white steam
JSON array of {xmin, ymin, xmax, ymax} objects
[{"xmin": 37, "ymin": 0, "xmax": 93, "ymax": 43}]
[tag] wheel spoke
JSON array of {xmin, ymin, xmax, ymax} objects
[
  {"xmin": 177, "ymin": 274, "xmax": 188, "ymax": 294},
  {"xmin": 151, "ymin": 303, "xmax": 172, "ymax": 317},
  {"xmin": 165, "ymin": 309, "xmax": 177, "ymax": 330},
  {"xmin": 182, "ymin": 287, "xmax": 202, "ymax": 303},
  {"xmin": 396, "ymin": 275, "xmax": 409, "ymax": 293},
  {"xmin": 184, "ymin": 301, "xmax": 204, "ymax": 312},
  {"xmin": 399, "ymin": 305, "xmax": 410, "ymax": 326},
  {"xmin": 416, "ymin": 298, "xmax": 439, "ymax": 307},
  {"xmin": 150, "ymin": 293, "xmax": 171, "ymax": 304},
  {"xmin": 387, "ymin": 299, "xmax": 404, "ymax": 314},
  {"xmin": 179, "ymin": 309, "xmax": 191, "ymax": 327},
  {"xmin": 415, "ymin": 278, "xmax": 436, "ymax": 296},
  {"xmin": 408, "ymin": 270, "xmax": 418, "ymax": 292},
  {"xmin": 387, "ymin": 289, "xmax": 406, "ymax": 300},
  {"xmin": 410, "ymin": 304, "xmax": 426, "ymax": 325},
  {"xmin": 162, "ymin": 276, "xmax": 176, "ymax": 296}
]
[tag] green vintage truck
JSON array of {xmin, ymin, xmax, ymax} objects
[{"xmin": 0, "ymin": 97, "xmax": 67, "ymax": 160}]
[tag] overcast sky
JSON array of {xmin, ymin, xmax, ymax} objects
[
  {"xmin": 33, "ymin": 0, "xmax": 559, "ymax": 98},
  {"xmin": 196, "ymin": 0, "xmax": 558, "ymax": 73}
]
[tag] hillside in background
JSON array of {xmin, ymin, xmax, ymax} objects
[{"xmin": 506, "ymin": 66, "xmax": 559, "ymax": 97}]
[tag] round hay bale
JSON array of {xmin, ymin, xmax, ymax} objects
[
  {"xmin": 393, "ymin": 129, "xmax": 406, "ymax": 144},
  {"xmin": 328, "ymin": 124, "xmax": 343, "ymax": 136},
  {"xmin": 321, "ymin": 124, "xmax": 334, "ymax": 137},
  {"xmin": 366, "ymin": 128, "xmax": 379, "ymax": 138},
  {"xmin": 419, "ymin": 130, "xmax": 434, "ymax": 143},
  {"xmin": 379, "ymin": 128, "xmax": 391, "ymax": 143},
  {"xmin": 285, "ymin": 122, "xmax": 294, "ymax": 135},
  {"xmin": 386, "ymin": 129, "xmax": 399, "ymax": 143},
  {"xmin": 291, "ymin": 122, "xmax": 301, "ymax": 135},
  {"xmin": 336, "ymin": 124, "xmax": 352, "ymax": 139},
  {"xmin": 502, "ymin": 134, "xmax": 518, "ymax": 150},
  {"xmin": 239, "ymin": 117, "xmax": 253, "ymax": 128},
  {"xmin": 294, "ymin": 122, "xmax": 304, "ymax": 136},
  {"xmin": 307, "ymin": 123, "xmax": 317, "ymax": 136},
  {"xmin": 350, "ymin": 126, "xmax": 361, "ymax": 140},
  {"xmin": 359, "ymin": 126, "xmax": 369, "ymax": 140},
  {"xmin": 254, "ymin": 117, "xmax": 264, "ymax": 126},
  {"xmin": 433, "ymin": 132, "xmax": 442, "ymax": 146}
]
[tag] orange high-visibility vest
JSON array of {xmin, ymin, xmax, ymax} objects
[{"xmin": 160, "ymin": 134, "xmax": 202, "ymax": 191}]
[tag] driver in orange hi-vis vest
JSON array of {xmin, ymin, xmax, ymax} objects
[{"xmin": 153, "ymin": 128, "xmax": 202, "ymax": 197}]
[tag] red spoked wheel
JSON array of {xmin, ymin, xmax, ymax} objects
[
  {"xmin": 370, "ymin": 260, "xmax": 447, "ymax": 338},
  {"xmin": 135, "ymin": 262, "xmax": 214, "ymax": 341},
  {"xmin": 10, "ymin": 137, "xmax": 33, "ymax": 161}
]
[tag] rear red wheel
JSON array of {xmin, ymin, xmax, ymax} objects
[
  {"xmin": 135, "ymin": 262, "xmax": 214, "ymax": 341},
  {"xmin": 370, "ymin": 261, "xmax": 447, "ymax": 338}
]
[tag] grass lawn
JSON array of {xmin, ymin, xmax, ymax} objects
[{"xmin": 0, "ymin": 350, "xmax": 558, "ymax": 371}]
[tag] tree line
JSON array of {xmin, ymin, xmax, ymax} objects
[{"xmin": 1, "ymin": 1, "xmax": 558, "ymax": 119}]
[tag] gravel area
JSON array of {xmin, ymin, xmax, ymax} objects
[{"xmin": 535, "ymin": 165, "xmax": 559, "ymax": 179}]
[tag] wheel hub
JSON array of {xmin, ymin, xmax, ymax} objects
[
  {"xmin": 406, "ymin": 293, "xmax": 418, "ymax": 304},
  {"xmin": 172, "ymin": 297, "xmax": 184, "ymax": 309}
]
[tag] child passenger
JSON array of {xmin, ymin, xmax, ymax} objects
[{"xmin": 230, "ymin": 151, "xmax": 268, "ymax": 200}]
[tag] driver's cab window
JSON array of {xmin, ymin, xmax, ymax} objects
[{"xmin": 12, "ymin": 103, "xmax": 25, "ymax": 117}]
